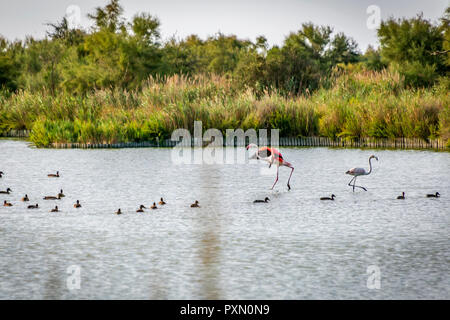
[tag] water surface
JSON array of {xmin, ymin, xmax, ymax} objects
[{"xmin": 0, "ymin": 140, "xmax": 449, "ymax": 299}]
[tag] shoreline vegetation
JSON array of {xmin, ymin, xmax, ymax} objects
[
  {"xmin": 0, "ymin": 1, "xmax": 449, "ymax": 148},
  {"xmin": 1, "ymin": 72, "xmax": 449, "ymax": 149}
]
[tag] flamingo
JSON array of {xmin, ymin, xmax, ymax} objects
[
  {"xmin": 346, "ymin": 155, "xmax": 378, "ymax": 192},
  {"xmin": 246, "ymin": 144, "xmax": 294, "ymax": 190}
]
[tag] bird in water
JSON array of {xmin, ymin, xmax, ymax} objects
[
  {"xmin": 345, "ymin": 155, "xmax": 378, "ymax": 192},
  {"xmin": 0, "ymin": 188, "xmax": 12, "ymax": 194},
  {"xmin": 28, "ymin": 204, "xmax": 38, "ymax": 209},
  {"xmin": 253, "ymin": 197, "xmax": 270, "ymax": 203},
  {"xmin": 74, "ymin": 200, "xmax": 82, "ymax": 208},
  {"xmin": 115, "ymin": 209, "xmax": 122, "ymax": 215},
  {"xmin": 190, "ymin": 200, "xmax": 200, "ymax": 208},
  {"xmin": 151, "ymin": 202, "xmax": 158, "ymax": 209},
  {"xmin": 0, "ymin": 171, "xmax": 4, "ymax": 178},
  {"xmin": 246, "ymin": 144, "xmax": 295, "ymax": 190},
  {"xmin": 158, "ymin": 198, "xmax": 166, "ymax": 205},
  {"xmin": 48, "ymin": 171, "xmax": 60, "ymax": 177},
  {"xmin": 58, "ymin": 189, "xmax": 65, "ymax": 197},
  {"xmin": 51, "ymin": 206, "xmax": 59, "ymax": 212},
  {"xmin": 21, "ymin": 194, "xmax": 30, "ymax": 202},
  {"xmin": 3, "ymin": 200, "xmax": 12, "ymax": 207},
  {"xmin": 426, "ymin": 192, "xmax": 440, "ymax": 198},
  {"xmin": 320, "ymin": 194, "xmax": 336, "ymax": 201},
  {"xmin": 43, "ymin": 195, "xmax": 61, "ymax": 200},
  {"xmin": 136, "ymin": 205, "xmax": 146, "ymax": 213},
  {"xmin": 397, "ymin": 192, "xmax": 405, "ymax": 199}
]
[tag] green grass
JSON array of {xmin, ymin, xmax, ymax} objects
[{"xmin": 0, "ymin": 72, "xmax": 448, "ymax": 147}]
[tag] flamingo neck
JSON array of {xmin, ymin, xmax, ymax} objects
[{"xmin": 367, "ymin": 158, "xmax": 373, "ymax": 174}]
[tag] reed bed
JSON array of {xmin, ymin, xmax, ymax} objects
[{"xmin": 0, "ymin": 72, "xmax": 448, "ymax": 148}]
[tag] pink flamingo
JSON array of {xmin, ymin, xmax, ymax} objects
[{"xmin": 246, "ymin": 144, "xmax": 294, "ymax": 190}]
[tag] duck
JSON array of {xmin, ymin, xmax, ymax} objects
[
  {"xmin": 426, "ymin": 192, "xmax": 440, "ymax": 198},
  {"xmin": 151, "ymin": 202, "xmax": 158, "ymax": 209},
  {"xmin": 48, "ymin": 171, "xmax": 60, "ymax": 178},
  {"xmin": 74, "ymin": 200, "xmax": 82, "ymax": 208},
  {"xmin": 3, "ymin": 200, "xmax": 12, "ymax": 207},
  {"xmin": 0, "ymin": 171, "xmax": 4, "ymax": 178},
  {"xmin": 136, "ymin": 205, "xmax": 146, "ymax": 213},
  {"xmin": 190, "ymin": 200, "xmax": 200, "ymax": 208},
  {"xmin": 253, "ymin": 197, "xmax": 270, "ymax": 203},
  {"xmin": 51, "ymin": 206, "xmax": 59, "ymax": 212},
  {"xmin": 320, "ymin": 194, "xmax": 336, "ymax": 201},
  {"xmin": 43, "ymin": 195, "xmax": 61, "ymax": 200},
  {"xmin": 21, "ymin": 194, "xmax": 30, "ymax": 202},
  {"xmin": 397, "ymin": 192, "xmax": 405, "ymax": 200},
  {"xmin": 28, "ymin": 204, "xmax": 39, "ymax": 209},
  {"xmin": 0, "ymin": 188, "xmax": 12, "ymax": 194},
  {"xmin": 115, "ymin": 209, "xmax": 122, "ymax": 215},
  {"xmin": 58, "ymin": 189, "xmax": 65, "ymax": 197},
  {"xmin": 158, "ymin": 198, "xmax": 166, "ymax": 205}
]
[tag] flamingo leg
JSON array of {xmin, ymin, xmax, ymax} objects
[
  {"xmin": 271, "ymin": 166, "xmax": 279, "ymax": 190},
  {"xmin": 348, "ymin": 176, "xmax": 367, "ymax": 192},
  {"xmin": 354, "ymin": 176, "xmax": 368, "ymax": 191},
  {"xmin": 287, "ymin": 166, "xmax": 294, "ymax": 190},
  {"xmin": 348, "ymin": 176, "xmax": 356, "ymax": 191}
]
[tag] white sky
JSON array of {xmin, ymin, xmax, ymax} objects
[{"xmin": 0, "ymin": 0, "xmax": 448, "ymax": 51}]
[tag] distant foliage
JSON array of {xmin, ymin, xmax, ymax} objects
[
  {"xmin": 378, "ymin": 13, "xmax": 448, "ymax": 87},
  {"xmin": 0, "ymin": 1, "xmax": 448, "ymax": 95}
]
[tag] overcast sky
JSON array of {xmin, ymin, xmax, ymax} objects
[{"xmin": 0, "ymin": 0, "xmax": 448, "ymax": 51}]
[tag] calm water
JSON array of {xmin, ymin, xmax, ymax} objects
[{"xmin": 0, "ymin": 139, "xmax": 449, "ymax": 299}]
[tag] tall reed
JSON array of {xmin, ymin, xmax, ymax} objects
[{"xmin": 0, "ymin": 71, "xmax": 448, "ymax": 147}]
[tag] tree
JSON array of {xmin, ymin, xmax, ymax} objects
[
  {"xmin": 326, "ymin": 32, "xmax": 360, "ymax": 67},
  {"xmin": 360, "ymin": 45, "xmax": 386, "ymax": 71},
  {"xmin": 88, "ymin": 0, "xmax": 124, "ymax": 32},
  {"xmin": 131, "ymin": 13, "xmax": 160, "ymax": 45},
  {"xmin": 438, "ymin": 6, "xmax": 450, "ymax": 68},
  {"xmin": 46, "ymin": 17, "xmax": 85, "ymax": 45},
  {"xmin": 378, "ymin": 13, "xmax": 446, "ymax": 86},
  {"xmin": 0, "ymin": 37, "xmax": 19, "ymax": 91}
]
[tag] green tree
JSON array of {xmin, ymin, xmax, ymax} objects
[
  {"xmin": 378, "ymin": 13, "xmax": 446, "ymax": 86},
  {"xmin": 0, "ymin": 37, "xmax": 19, "ymax": 91},
  {"xmin": 46, "ymin": 17, "xmax": 85, "ymax": 45},
  {"xmin": 361, "ymin": 45, "xmax": 386, "ymax": 71},
  {"xmin": 87, "ymin": 0, "xmax": 125, "ymax": 32}
]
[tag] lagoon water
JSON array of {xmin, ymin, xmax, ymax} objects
[{"xmin": 0, "ymin": 139, "xmax": 449, "ymax": 299}]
